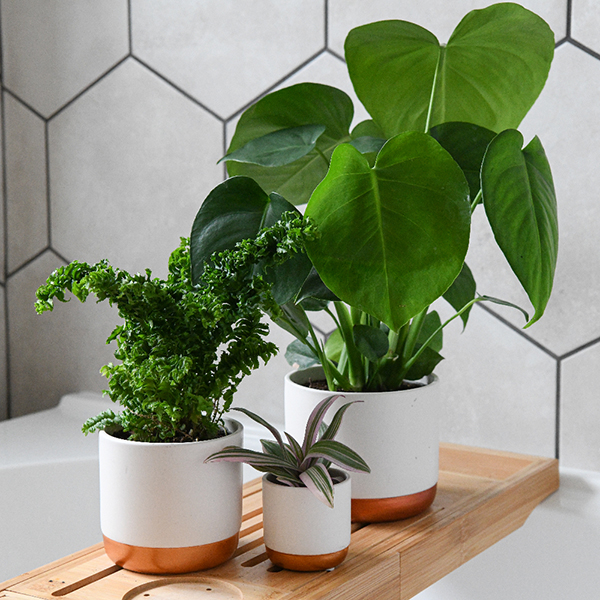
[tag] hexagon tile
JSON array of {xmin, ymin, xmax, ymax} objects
[
  {"xmin": 131, "ymin": 0, "xmax": 326, "ymax": 119},
  {"xmin": 1, "ymin": 0, "xmax": 129, "ymax": 118},
  {"xmin": 1, "ymin": 0, "xmax": 600, "ymax": 477},
  {"xmin": 48, "ymin": 58, "xmax": 223, "ymax": 279}
]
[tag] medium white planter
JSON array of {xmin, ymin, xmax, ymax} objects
[
  {"xmin": 284, "ymin": 367, "xmax": 439, "ymax": 522},
  {"xmin": 262, "ymin": 469, "xmax": 351, "ymax": 571},
  {"xmin": 98, "ymin": 419, "xmax": 243, "ymax": 574}
]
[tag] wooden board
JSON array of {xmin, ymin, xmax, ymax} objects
[{"xmin": 1, "ymin": 443, "xmax": 559, "ymax": 600}]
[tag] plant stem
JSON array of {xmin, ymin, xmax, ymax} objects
[
  {"xmin": 316, "ymin": 147, "xmax": 330, "ymax": 169},
  {"xmin": 424, "ymin": 45, "xmax": 445, "ymax": 133},
  {"xmin": 402, "ymin": 308, "xmax": 427, "ymax": 363},
  {"xmin": 471, "ymin": 189, "xmax": 482, "ymax": 213},
  {"xmin": 334, "ymin": 302, "xmax": 364, "ymax": 390}
]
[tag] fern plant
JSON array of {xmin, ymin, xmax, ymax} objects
[
  {"xmin": 206, "ymin": 395, "xmax": 370, "ymax": 507},
  {"xmin": 35, "ymin": 214, "xmax": 313, "ymax": 443}
]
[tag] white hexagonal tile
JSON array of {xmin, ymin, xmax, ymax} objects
[
  {"xmin": 467, "ymin": 44, "xmax": 600, "ymax": 356},
  {"xmin": 48, "ymin": 58, "xmax": 223, "ymax": 278},
  {"xmin": 328, "ymin": 0, "xmax": 567, "ymax": 57},
  {"xmin": 131, "ymin": 0, "xmax": 326, "ymax": 119},
  {"xmin": 1, "ymin": 0, "xmax": 129, "ymax": 118},
  {"xmin": 572, "ymin": 0, "xmax": 600, "ymax": 54},
  {"xmin": 7, "ymin": 252, "xmax": 120, "ymax": 417},
  {"xmin": 435, "ymin": 304, "xmax": 557, "ymax": 457},
  {"xmin": 4, "ymin": 93, "xmax": 48, "ymax": 274},
  {"xmin": 560, "ymin": 342, "xmax": 600, "ymax": 470}
]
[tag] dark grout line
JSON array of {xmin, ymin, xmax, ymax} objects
[
  {"xmin": 559, "ymin": 335, "xmax": 600, "ymax": 361},
  {"xmin": 223, "ymin": 47, "xmax": 329, "ymax": 123},
  {"xmin": 327, "ymin": 47, "xmax": 345, "ymax": 63},
  {"xmin": 476, "ymin": 302, "xmax": 559, "ymax": 359},
  {"xmin": 47, "ymin": 54, "xmax": 131, "ymax": 122},
  {"xmin": 567, "ymin": 37, "xmax": 600, "ymax": 61},
  {"xmin": 131, "ymin": 55, "xmax": 225, "ymax": 123},
  {"xmin": 44, "ymin": 121, "xmax": 52, "ymax": 247},
  {"xmin": 2, "ymin": 87, "xmax": 46, "ymax": 121},
  {"xmin": 127, "ymin": 0, "xmax": 133, "ymax": 55},
  {"xmin": 324, "ymin": 0, "xmax": 329, "ymax": 49},
  {"xmin": 566, "ymin": 0, "xmax": 572, "ymax": 39},
  {"xmin": 555, "ymin": 359, "xmax": 561, "ymax": 460}
]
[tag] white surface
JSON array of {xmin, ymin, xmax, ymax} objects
[
  {"xmin": 414, "ymin": 467, "xmax": 600, "ymax": 600},
  {"xmin": 285, "ymin": 367, "xmax": 439, "ymax": 498},
  {"xmin": 262, "ymin": 471, "xmax": 351, "ymax": 556}
]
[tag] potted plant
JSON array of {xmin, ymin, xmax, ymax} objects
[
  {"xmin": 34, "ymin": 236, "xmax": 282, "ymax": 574},
  {"xmin": 207, "ymin": 395, "xmax": 370, "ymax": 571},
  {"xmin": 190, "ymin": 3, "xmax": 559, "ymax": 522}
]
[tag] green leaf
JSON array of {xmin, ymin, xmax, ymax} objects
[
  {"xmin": 302, "ymin": 395, "xmax": 342, "ymax": 454},
  {"xmin": 404, "ymin": 311, "xmax": 444, "ymax": 380},
  {"xmin": 478, "ymin": 294, "xmax": 530, "ymax": 323},
  {"xmin": 442, "ymin": 262, "xmax": 476, "ymax": 328},
  {"xmin": 190, "ymin": 177, "xmax": 311, "ymax": 303},
  {"xmin": 353, "ymin": 324, "xmax": 389, "ymax": 362},
  {"xmin": 219, "ymin": 124, "xmax": 327, "ymax": 167},
  {"xmin": 345, "ymin": 4, "xmax": 554, "ymax": 136},
  {"xmin": 481, "ymin": 131, "xmax": 558, "ymax": 326},
  {"xmin": 233, "ymin": 406, "xmax": 286, "ymax": 450},
  {"xmin": 299, "ymin": 463, "xmax": 335, "ymax": 508},
  {"xmin": 430, "ymin": 122, "xmax": 496, "ymax": 201},
  {"xmin": 304, "ymin": 439, "xmax": 371, "ymax": 473},
  {"xmin": 349, "ymin": 136, "xmax": 386, "ymax": 155},
  {"xmin": 284, "ymin": 339, "xmax": 320, "ymax": 369},
  {"xmin": 295, "ymin": 267, "xmax": 339, "ymax": 305},
  {"xmin": 351, "ymin": 119, "xmax": 386, "ymax": 139},
  {"xmin": 324, "ymin": 329, "xmax": 343, "ymax": 363},
  {"xmin": 305, "ymin": 132, "xmax": 471, "ymax": 331},
  {"xmin": 321, "ymin": 401, "xmax": 360, "ymax": 442},
  {"xmin": 226, "ymin": 83, "xmax": 354, "ymax": 205}
]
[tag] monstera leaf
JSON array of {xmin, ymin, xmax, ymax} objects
[
  {"xmin": 345, "ymin": 3, "xmax": 554, "ymax": 136},
  {"xmin": 481, "ymin": 130, "xmax": 558, "ymax": 326},
  {"xmin": 225, "ymin": 83, "xmax": 354, "ymax": 205},
  {"xmin": 305, "ymin": 131, "xmax": 471, "ymax": 331},
  {"xmin": 190, "ymin": 176, "xmax": 311, "ymax": 304}
]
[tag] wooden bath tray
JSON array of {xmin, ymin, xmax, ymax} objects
[{"xmin": 1, "ymin": 443, "xmax": 559, "ymax": 600}]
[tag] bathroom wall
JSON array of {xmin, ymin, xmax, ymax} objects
[{"xmin": 1, "ymin": 0, "xmax": 599, "ymax": 471}]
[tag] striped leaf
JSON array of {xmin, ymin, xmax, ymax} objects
[
  {"xmin": 285, "ymin": 432, "xmax": 304, "ymax": 462},
  {"xmin": 321, "ymin": 401, "xmax": 362, "ymax": 441},
  {"xmin": 233, "ymin": 407, "xmax": 286, "ymax": 450},
  {"xmin": 299, "ymin": 463, "xmax": 335, "ymax": 508},
  {"xmin": 206, "ymin": 446, "xmax": 295, "ymax": 472},
  {"xmin": 303, "ymin": 440, "xmax": 370, "ymax": 473},
  {"xmin": 261, "ymin": 439, "xmax": 297, "ymax": 465},
  {"xmin": 302, "ymin": 394, "xmax": 344, "ymax": 454}
]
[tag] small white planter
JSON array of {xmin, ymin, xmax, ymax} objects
[
  {"xmin": 262, "ymin": 469, "xmax": 351, "ymax": 571},
  {"xmin": 285, "ymin": 367, "xmax": 439, "ymax": 522},
  {"xmin": 98, "ymin": 419, "xmax": 243, "ymax": 574}
]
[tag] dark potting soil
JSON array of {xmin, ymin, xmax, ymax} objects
[{"xmin": 304, "ymin": 379, "xmax": 425, "ymax": 392}]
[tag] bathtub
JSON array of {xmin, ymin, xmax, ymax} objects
[
  {"xmin": 2, "ymin": 399, "xmax": 599, "ymax": 598},
  {"xmin": 413, "ymin": 466, "xmax": 600, "ymax": 600},
  {"xmin": 0, "ymin": 392, "xmax": 266, "ymax": 582}
]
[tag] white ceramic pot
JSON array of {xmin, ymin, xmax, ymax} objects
[
  {"xmin": 98, "ymin": 419, "xmax": 243, "ymax": 574},
  {"xmin": 262, "ymin": 469, "xmax": 351, "ymax": 571},
  {"xmin": 284, "ymin": 367, "xmax": 439, "ymax": 522}
]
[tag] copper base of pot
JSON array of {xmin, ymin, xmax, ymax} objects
[
  {"xmin": 351, "ymin": 483, "xmax": 437, "ymax": 523},
  {"xmin": 103, "ymin": 533, "xmax": 239, "ymax": 574},
  {"xmin": 266, "ymin": 546, "xmax": 349, "ymax": 571}
]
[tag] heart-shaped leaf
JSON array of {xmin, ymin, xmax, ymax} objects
[
  {"xmin": 190, "ymin": 176, "xmax": 311, "ymax": 304},
  {"xmin": 481, "ymin": 130, "xmax": 558, "ymax": 326},
  {"xmin": 285, "ymin": 339, "xmax": 320, "ymax": 369},
  {"xmin": 219, "ymin": 124, "xmax": 326, "ymax": 167},
  {"xmin": 305, "ymin": 132, "xmax": 470, "ymax": 331},
  {"xmin": 226, "ymin": 83, "xmax": 354, "ymax": 205},
  {"xmin": 345, "ymin": 4, "xmax": 554, "ymax": 136}
]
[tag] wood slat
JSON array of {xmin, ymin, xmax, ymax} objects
[{"xmin": 3, "ymin": 444, "xmax": 559, "ymax": 600}]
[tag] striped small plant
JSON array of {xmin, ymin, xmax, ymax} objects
[{"xmin": 206, "ymin": 395, "xmax": 370, "ymax": 507}]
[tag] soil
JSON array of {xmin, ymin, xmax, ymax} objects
[{"xmin": 304, "ymin": 379, "xmax": 425, "ymax": 392}]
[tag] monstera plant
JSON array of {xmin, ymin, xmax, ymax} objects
[{"xmin": 191, "ymin": 2, "xmax": 559, "ymax": 393}]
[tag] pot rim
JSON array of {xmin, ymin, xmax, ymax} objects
[
  {"xmin": 263, "ymin": 467, "xmax": 350, "ymax": 488},
  {"xmin": 286, "ymin": 366, "xmax": 438, "ymax": 396},
  {"xmin": 98, "ymin": 417, "xmax": 243, "ymax": 447}
]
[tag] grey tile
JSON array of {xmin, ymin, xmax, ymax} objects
[
  {"xmin": 0, "ymin": 287, "xmax": 7, "ymax": 421},
  {"xmin": 560, "ymin": 342, "xmax": 600, "ymax": 470},
  {"xmin": 1, "ymin": 0, "xmax": 129, "ymax": 118},
  {"xmin": 435, "ymin": 304, "xmax": 557, "ymax": 457},
  {"xmin": 328, "ymin": 0, "xmax": 567, "ymax": 57},
  {"xmin": 48, "ymin": 59, "xmax": 223, "ymax": 279},
  {"xmin": 4, "ymin": 93, "xmax": 48, "ymax": 274},
  {"xmin": 131, "ymin": 0, "xmax": 325, "ymax": 119},
  {"xmin": 7, "ymin": 252, "xmax": 120, "ymax": 417},
  {"xmin": 572, "ymin": 0, "xmax": 600, "ymax": 52}
]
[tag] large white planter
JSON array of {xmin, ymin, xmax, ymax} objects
[
  {"xmin": 98, "ymin": 419, "xmax": 243, "ymax": 574},
  {"xmin": 262, "ymin": 469, "xmax": 351, "ymax": 571},
  {"xmin": 284, "ymin": 367, "xmax": 439, "ymax": 522}
]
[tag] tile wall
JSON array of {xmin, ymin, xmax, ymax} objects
[{"xmin": 1, "ymin": 0, "xmax": 598, "ymax": 471}]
